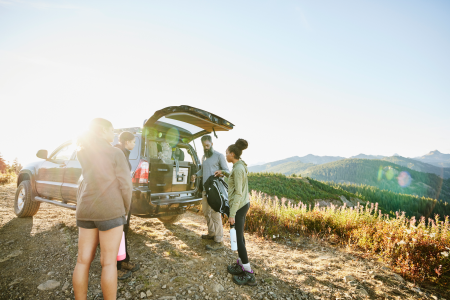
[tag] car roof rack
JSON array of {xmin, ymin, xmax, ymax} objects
[{"xmin": 114, "ymin": 127, "xmax": 142, "ymax": 134}]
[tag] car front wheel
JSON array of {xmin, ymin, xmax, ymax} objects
[{"xmin": 14, "ymin": 180, "xmax": 40, "ymax": 217}]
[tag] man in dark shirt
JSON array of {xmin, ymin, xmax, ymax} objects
[{"xmin": 114, "ymin": 131, "xmax": 140, "ymax": 280}]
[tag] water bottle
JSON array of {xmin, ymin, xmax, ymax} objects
[
  {"xmin": 117, "ymin": 232, "xmax": 126, "ymax": 261},
  {"xmin": 230, "ymin": 225, "xmax": 237, "ymax": 251}
]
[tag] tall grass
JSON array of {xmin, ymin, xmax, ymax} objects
[
  {"xmin": 245, "ymin": 190, "xmax": 450, "ymax": 285},
  {"xmin": 0, "ymin": 171, "xmax": 16, "ymax": 185}
]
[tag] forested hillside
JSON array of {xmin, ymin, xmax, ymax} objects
[
  {"xmin": 252, "ymin": 160, "xmax": 315, "ymax": 176},
  {"xmin": 328, "ymin": 182, "xmax": 450, "ymax": 219},
  {"xmin": 381, "ymin": 156, "xmax": 450, "ymax": 179},
  {"xmin": 301, "ymin": 159, "xmax": 450, "ymax": 202},
  {"xmin": 247, "ymin": 173, "xmax": 450, "ymax": 219},
  {"xmin": 248, "ymin": 172, "xmax": 355, "ymax": 204}
]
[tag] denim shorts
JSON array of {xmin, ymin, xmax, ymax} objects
[{"xmin": 76, "ymin": 215, "xmax": 127, "ymax": 231}]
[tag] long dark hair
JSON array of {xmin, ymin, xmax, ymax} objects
[
  {"xmin": 227, "ymin": 139, "xmax": 248, "ymax": 160},
  {"xmin": 77, "ymin": 118, "xmax": 113, "ymax": 149}
]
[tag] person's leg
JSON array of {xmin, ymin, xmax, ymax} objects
[
  {"xmin": 119, "ymin": 211, "xmax": 140, "ymax": 272},
  {"xmin": 99, "ymin": 225, "xmax": 123, "ymax": 300},
  {"xmin": 232, "ymin": 203, "xmax": 256, "ymax": 286},
  {"xmin": 202, "ymin": 191, "xmax": 215, "ymax": 237},
  {"xmin": 210, "ymin": 210, "xmax": 223, "ymax": 242},
  {"xmin": 235, "ymin": 204, "xmax": 250, "ymax": 264},
  {"xmin": 73, "ymin": 227, "xmax": 99, "ymax": 300},
  {"xmin": 117, "ymin": 210, "xmax": 131, "ymax": 270}
]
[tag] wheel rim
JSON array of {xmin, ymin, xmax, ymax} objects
[{"xmin": 17, "ymin": 186, "xmax": 25, "ymax": 212}]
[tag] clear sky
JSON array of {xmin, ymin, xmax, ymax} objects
[{"xmin": 1, "ymin": 0, "xmax": 449, "ymax": 166}]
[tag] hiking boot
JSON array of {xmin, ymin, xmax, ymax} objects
[
  {"xmin": 201, "ymin": 234, "xmax": 215, "ymax": 240},
  {"xmin": 233, "ymin": 270, "xmax": 257, "ymax": 286},
  {"xmin": 227, "ymin": 260, "xmax": 244, "ymax": 275},
  {"xmin": 205, "ymin": 241, "xmax": 224, "ymax": 251},
  {"xmin": 121, "ymin": 261, "xmax": 140, "ymax": 272},
  {"xmin": 117, "ymin": 269, "xmax": 132, "ymax": 280}
]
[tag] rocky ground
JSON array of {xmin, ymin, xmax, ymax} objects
[{"xmin": 0, "ymin": 183, "xmax": 447, "ymax": 300}]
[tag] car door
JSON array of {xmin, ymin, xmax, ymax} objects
[
  {"xmin": 61, "ymin": 152, "xmax": 82, "ymax": 203},
  {"xmin": 144, "ymin": 105, "xmax": 234, "ymax": 142},
  {"xmin": 35, "ymin": 142, "xmax": 75, "ymax": 199}
]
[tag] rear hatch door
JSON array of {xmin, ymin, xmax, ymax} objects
[{"xmin": 144, "ymin": 105, "xmax": 234, "ymax": 141}]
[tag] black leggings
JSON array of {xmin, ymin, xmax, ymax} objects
[{"xmin": 235, "ymin": 202, "xmax": 250, "ymax": 264}]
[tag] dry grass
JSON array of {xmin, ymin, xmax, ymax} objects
[{"xmin": 245, "ymin": 190, "xmax": 450, "ymax": 287}]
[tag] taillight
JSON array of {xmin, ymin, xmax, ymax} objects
[{"xmin": 133, "ymin": 160, "xmax": 149, "ymax": 184}]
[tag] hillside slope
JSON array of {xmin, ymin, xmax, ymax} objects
[
  {"xmin": 248, "ymin": 154, "xmax": 344, "ymax": 173},
  {"xmin": 382, "ymin": 156, "xmax": 450, "ymax": 179},
  {"xmin": 252, "ymin": 160, "xmax": 315, "ymax": 175},
  {"xmin": 301, "ymin": 159, "xmax": 450, "ymax": 202}
]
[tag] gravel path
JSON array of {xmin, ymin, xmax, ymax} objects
[{"xmin": 0, "ymin": 183, "xmax": 446, "ymax": 300}]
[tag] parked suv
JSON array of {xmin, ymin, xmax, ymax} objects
[{"xmin": 14, "ymin": 105, "xmax": 234, "ymax": 224}]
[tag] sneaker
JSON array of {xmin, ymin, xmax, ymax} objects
[
  {"xmin": 233, "ymin": 270, "xmax": 257, "ymax": 286},
  {"xmin": 121, "ymin": 261, "xmax": 140, "ymax": 272},
  {"xmin": 201, "ymin": 234, "xmax": 215, "ymax": 240},
  {"xmin": 205, "ymin": 241, "xmax": 224, "ymax": 251},
  {"xmin": 117, "ymin": 269, "xmax": 132, "ymax": 280},
  {"xmin": 227, "ymin": 260, "xmax": 244, "ymax": 275}
]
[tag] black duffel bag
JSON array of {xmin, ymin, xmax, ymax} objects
[{"xmin": 204, "ymin": 175, "xmax": 230, "ymax": 217}]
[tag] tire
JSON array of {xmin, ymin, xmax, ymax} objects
[
  {"xmin": 158, "ymin": 214, "xmax": 184, "ymax": 224},
  {"xmin": 14, "ymin": 180, "xmax": 40, "ymax": 217}
]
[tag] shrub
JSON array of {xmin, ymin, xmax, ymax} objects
[
  {"xmin": 245, "ymin": 190, "xmax": 450, "ymax": 285},
  {"xmin": 0, "ymin": 171, "xmax": 16, "ymax": 185}
]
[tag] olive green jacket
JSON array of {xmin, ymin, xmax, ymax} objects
[{"xmin": 226, "ymin": 160, "xmax": 250, "ymax": 218}]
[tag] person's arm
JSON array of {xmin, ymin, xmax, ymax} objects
[
  {"xmin": 114, "ymin": 149, "xmax": 133, "ymax": 214},
  {"xmin": 218, "ymin": 153, "xmax": 230, "ymax": 177},
  {"xmin": 229, "ymin": 167, "xmax": 244, "ymax": 218}
]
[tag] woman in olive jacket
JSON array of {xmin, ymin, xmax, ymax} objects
[
  {"xmin": 215, "ymin": 139, "xmax": 256, "ymax": 286},
  {"xmin": 73, "ymin": 118, "xmax": 132, "ymax": 300}
]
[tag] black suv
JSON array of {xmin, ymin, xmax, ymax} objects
[{"xmin": 14, "ymin": 105, "xmax": 234, "ymax": 224}]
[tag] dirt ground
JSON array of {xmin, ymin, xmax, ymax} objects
[{"xmin": 0, "ymin": 183, "xmax": 447, "ymax": 300}]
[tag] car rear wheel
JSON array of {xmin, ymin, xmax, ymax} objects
[
  {"xmin": 158, "ymin": 214, "xmax": 183, "ymax": 224},
  {"xmin": 14, "ymin": 180, "xmax": 40, "ymax": 217}
]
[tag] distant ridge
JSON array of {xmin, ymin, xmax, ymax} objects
[
  {"xmin": 382, "ymin": 156, "xmax": 450, "ymax": 179},
  {"xmin": 350, "ymin": 154, "xmax": 385, "ymax": 160},
  {"xmin": 414, "ymin": 150, "xmax": 450, "ymax": 168},
  {"xmin": 248, "ymin": 154, "xmax": 344, "ymax": 173}
]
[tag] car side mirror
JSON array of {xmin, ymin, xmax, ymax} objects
[{"xmin": 36, "ymin": 150, "xmax": 48, "ymax": 159}]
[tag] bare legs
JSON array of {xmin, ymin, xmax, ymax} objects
[
  {"xmin": 99, "ymin": 226, "xmax": 123, "ymax": 299},
  {"xmin": 73, "ymin": 225, "xmax": 123, "ymax": 300}
]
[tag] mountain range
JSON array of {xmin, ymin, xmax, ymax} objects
[
  {"xmin": 249, "ymin": 150, "xmax": 450, "ymax": 179},
  {"xmin": 414, "ymin": 150, "xmax": 450, "ymax": 168},
  {"xmin": 248, "ymin": 151, "xmax": 450, "ymax": 202}
]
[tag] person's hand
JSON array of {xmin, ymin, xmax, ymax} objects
[
  {"xmin": 214, "ymin": 170, "xmax": 224, "ymax": 177},
  {"xmin": 191, "ymin": 174, "xmax": 196, "ymax": 182},
  {"xmin": 229, "ymin": 217, "xmax": 235, "ymax": 225}
]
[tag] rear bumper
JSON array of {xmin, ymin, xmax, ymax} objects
[{"xmin": 130, "ymin": 187, "xmax": 201, "ymax": 218}]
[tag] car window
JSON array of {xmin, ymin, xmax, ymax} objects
[
  {"xmin": 52, "ymin": 143, "xmax": 76, "ymax": 161},
  {"xmin": 176, "ymin": 148, "xmax": 193, "ymax": 163}
]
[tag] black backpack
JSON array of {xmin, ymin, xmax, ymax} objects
[{"xmin": 204, "ymin": 175, "xmax": 230, "ymax": 217}]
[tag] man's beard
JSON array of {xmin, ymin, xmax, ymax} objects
[{"xmin": 205, "ymin": 147, "xmax": 214, "ymax": 158}]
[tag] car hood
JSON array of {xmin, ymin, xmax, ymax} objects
[{"xmin": 144, "ymin": 105, "xmax": 234, "ymax": 141}]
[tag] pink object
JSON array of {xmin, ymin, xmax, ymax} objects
[{"xmin": 117, "ymin": 232, "xmax": 126, "ymax": 261}]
